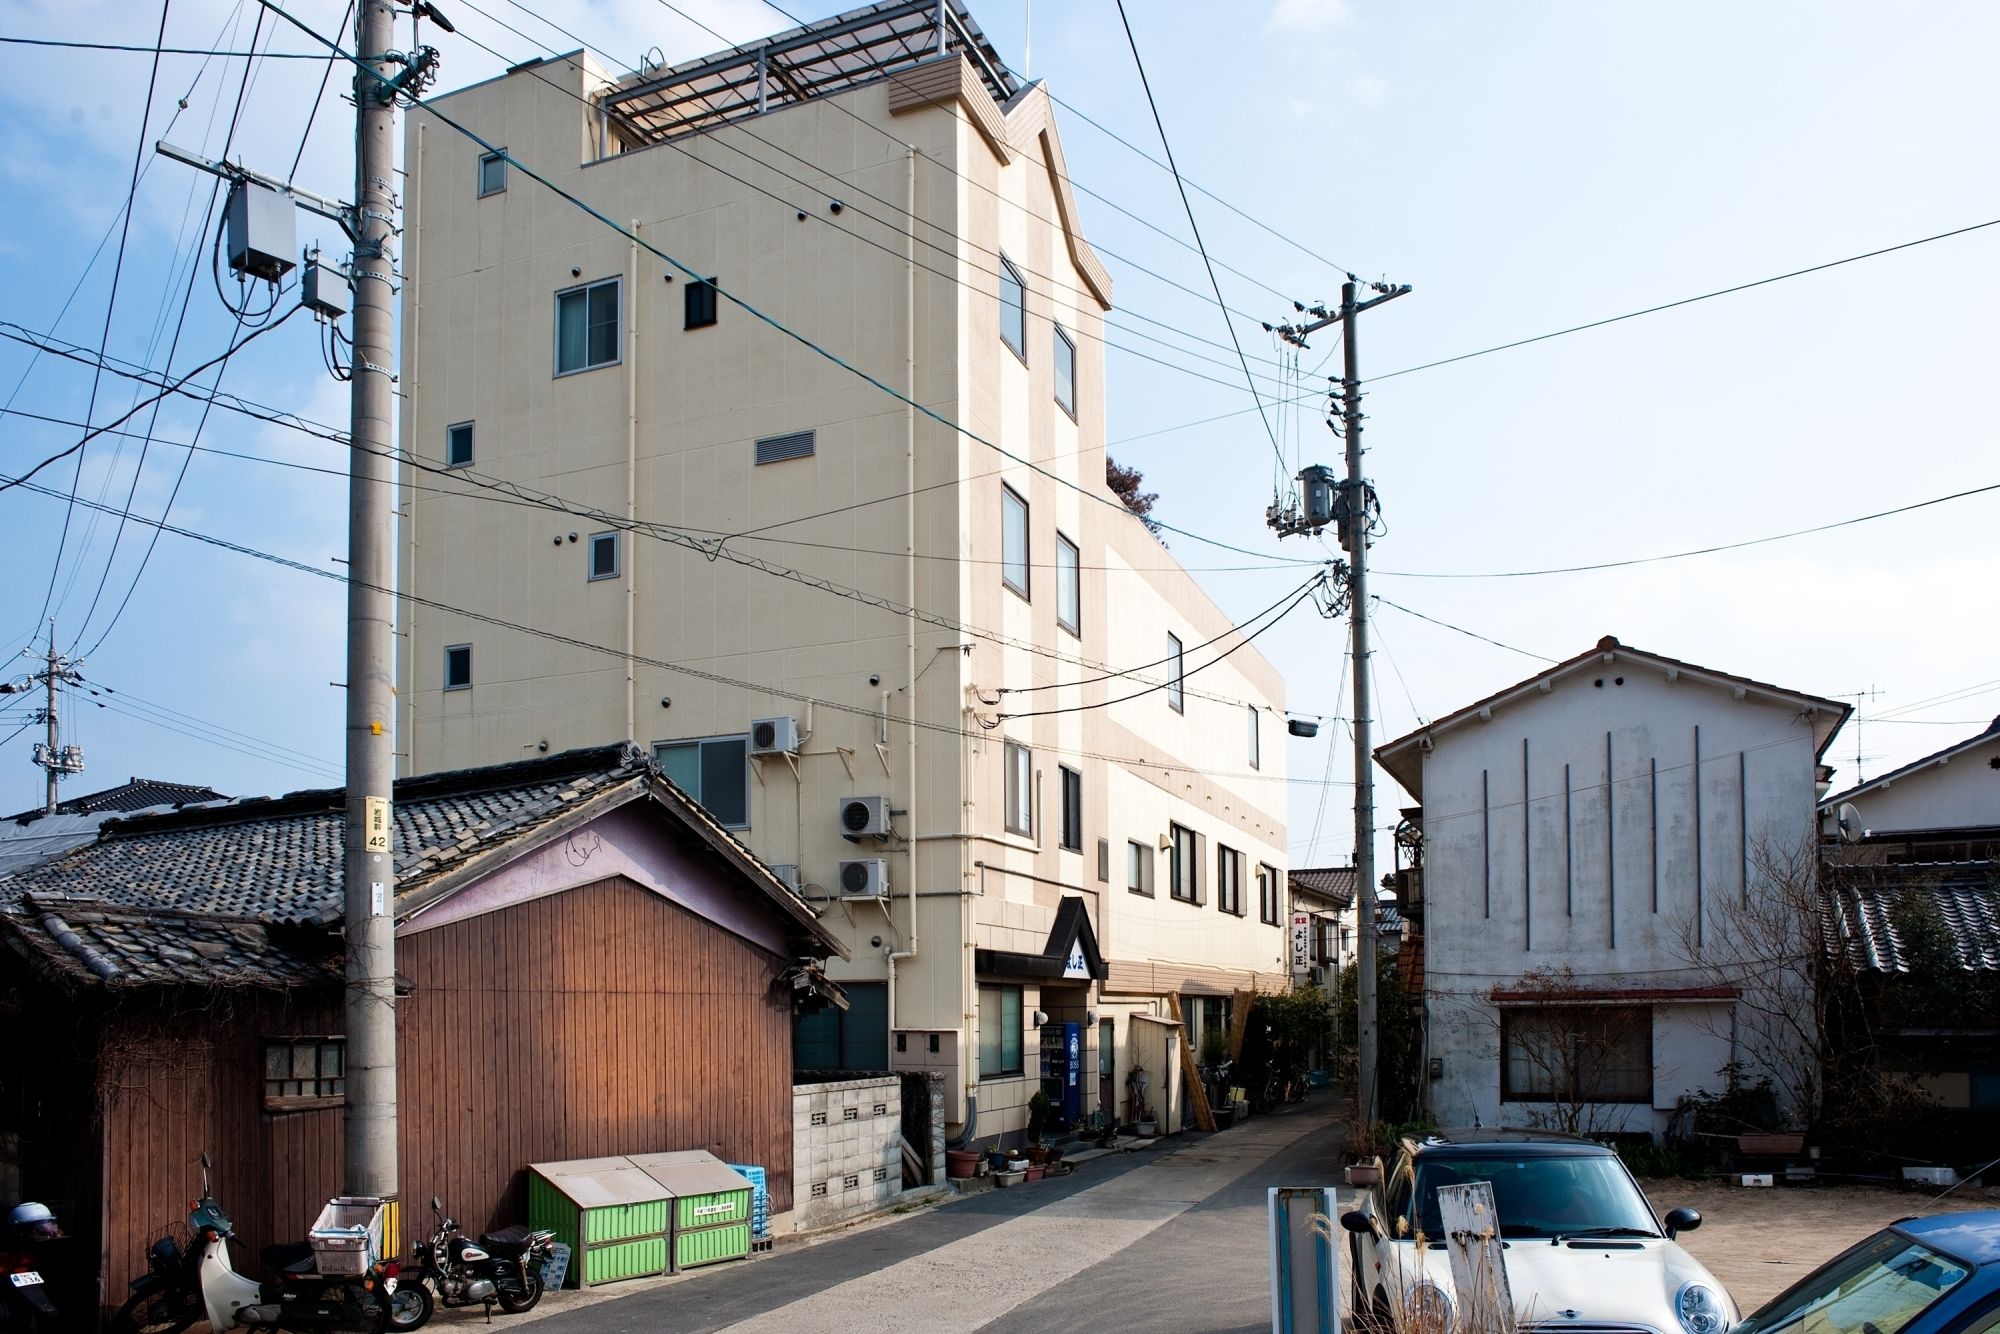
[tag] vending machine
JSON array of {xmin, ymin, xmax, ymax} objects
[{"xmin": 1038, "ymin": 1021, "xmax": 1083, "ymax": 1124}]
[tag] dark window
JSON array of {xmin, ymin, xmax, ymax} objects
[
  {"xmin": 1004, "ymin": 740, "xmax": 1032, "ymax": 836},
  {"xmin": 264, "ymin": 1037, "xmax": 344, "ymax": 1108},
  {"xmin": 1056, "ymin": 533, "xmax": 1080, "ymax": 636},
  {"xmin": 445, "ymin": 421, "xmax": 474, "ymax": 468},
  {"xmin": 1169, "ymin": 823, "xmax": 1197, "ymax": 903},
  {"xmin": 794, "ymin": 981, "xmax": 888, "ymax": 1073},
  {"xmin": 755, "ymin": 430, "xmax": 815, "ymax": 464},
  {"xmin": 1501, "ymin": 1006, "xmax": 1652, "ymax": 1104},
  {"xmin": 978, "ymin": 984, "xmax": 1023, "ymax": 1077},
  {"xmin": 1002, "ymin": 486, "xmax": 1029, "ymax": 599},
  {"xmin": 1217, "ymin": 845, "xmax": 1244, "ymax": 915},
  {"xmin": 1258, "ymin": 863, "xmax": 1279, "ymax": 925},
  {"xmin": 555, "ymin": 278, "xmax": 619, "ymax": 374},
  {"xmin": 1054, "ymin": 325, "xmax": 1076, "ymax": 416},
  {"xmin": 1127, "ymin": 840, "xmax": 1153, "ymax": 897},
  {"xmin": 588, "ymin": 531, "xmax": 620, "ymax": 580},
  {"xmin": 1059, "ymin": 765, "xmax": 1082, "ymax": 852},
  {"xmin": 654, "ymin": 736, "xmax": 750, "ymax": 828},
  {"xmin": 999, "ymin": 256, "xmax": 1026, "ymax": 360},
  {"xmin": 685, "ymin": 276, "xmax": 718, "ymax": 330},
  {"xmin": 478, "ymin": 151, "xmax": 506, "ymax": 197},
  {"xmin": 443, "ymin": 644, "xmax": 472, "ymax": 690},
  {"xmin": 1167, "ymin": 633, "xmax": 1185, "ymax": 713}
]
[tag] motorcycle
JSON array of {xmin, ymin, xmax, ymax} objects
[
  {"xmin": 385, "ymin": 1198, "xmax": 554, "ymax": 1330},
  {"xmin": 114, "ymin": 1154, "xmax": 394, "ymax": 1334},
  {"xmin": 0, "ymin": 1203, "xmax": 61, "ymax": 1333}
]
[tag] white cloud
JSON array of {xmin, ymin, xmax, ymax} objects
[{"xmin": 1266, "ymin": 0, "xmax": 1353, "ymax": 32}]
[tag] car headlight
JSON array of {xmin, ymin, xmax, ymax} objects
[
  {"xmin": 1405, "ymin": 1280, "xmax": 1454, "ymax": 1334},
  {"xmin": 1676, "ymin": 1281, "xmax": 1728, "ymax": 1334}
]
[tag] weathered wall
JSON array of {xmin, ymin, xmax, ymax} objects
[{"xmin": 791, "ymin": 1075, "xmax": 902, "ymax": 1230}]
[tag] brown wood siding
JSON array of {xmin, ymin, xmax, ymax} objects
[{"xmin": 395, "ymin": 875, "xmax": 795, "ymax": 1251}]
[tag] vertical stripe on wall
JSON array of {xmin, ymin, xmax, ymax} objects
[
  {"xmin": 1605, "ymin": 731, "xmax": 1617, "ymax": 949},
  {"xmin": 1692, "ymin": 724, "xmax": 1704, "ymax": 951},
  {"xmin": 1739, "ymin": 750, "xmax": 1749, "ymax": 904},
  {"xmin": 1522, "ymin": 738, "xmax": 1533, "ymax": 951},
  {"xmin": 1649, "ymin": 756, "xmax": 1659, "ymax": 914},
  {"xmin": 1563, "ymin": 762, "xmax": 1574, "ymax": 918},
  {"xmin": 1481, "ymin": 768, "xmax": 1491, "ymax": 919}
]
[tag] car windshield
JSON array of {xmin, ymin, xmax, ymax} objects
[
  {"xmin": 1407, "ymin": 1154, "xmax": 1657, "ymax": 1240},
  {"xmin": 1736, "ymin": 1231, "xmax": 1970, "ymax": 1334}
]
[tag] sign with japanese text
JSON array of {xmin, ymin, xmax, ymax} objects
[{"xmin": 1290, "ymin": 911, "xmax": 1312, "ymax": 975}]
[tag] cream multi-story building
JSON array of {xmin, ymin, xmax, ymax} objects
[{"xmin": 395, "ymin": 0, "xmax": 1289, "ymax": 1144}]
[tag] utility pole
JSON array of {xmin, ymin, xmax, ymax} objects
[
  {"xmin": 1269, "ymin": 275, "xmax": 1410, "ymax": 1132},
  {"xmin": 3, "ymin": 625, "xmax": 87, "ymax": 813}
]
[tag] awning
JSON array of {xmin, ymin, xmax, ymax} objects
[{"xmin": 974, "ymin": 896, "xmax": 1106, "ymax": 982}]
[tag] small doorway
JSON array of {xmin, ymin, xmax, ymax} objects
[{"xmin": 1097, "ymin": 1018, "xmax": 1115, "ymax": 1126}]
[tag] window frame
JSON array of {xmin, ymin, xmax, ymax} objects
[
  {"xmin": 1053, "ymin": 324, "xmax": 1077, "ymax": 418},
  {"xmin": 1001, "ymin": 485, "xmax": 1030, "ymax": 601},
  {"xmin": 1055, "ymin": 532, "xmax": 1080, "ymax": 636},
  {"xmin": 1166, "ymin": 632, "xmax": 1185, "ymax": 713},
  {"xmin": 1248, "ymin": 704, "xmax": 1260, "ymax": 769},
  {"xmin": 652, "ymin": 734, "xmax": 752, "ymax": 830},
  {"xmin": 443, "ymin": 643, "xmax": 472, "ymax": 691},
  {"xmin": 1127, "ymin": 839, "xmax": 1154, "ymax": 897},
  {"xmin": 587, "ymin": 531, "xmax": 621, "ymax": 581},
  {"xmin": 1169, "ymin": 822, "xmax": 1198, "ymax": 903},
  {"xmin": 553, "ymin": 276, "xmax": 621, "ymax": 377},
  {"xmin": 444, "ymin": 420, "xmax": 474, "ymax": 468},
  {"xmin": 999, "ymin": 254, "xmax": 1027, "ymax": 362},
  {"xmin": 1004, "ymin": 739, "xmax": 1033, "ymax": 837},
  {"xmin": 1500, "ymin": 1005, "xmax": 1653, "ymax": 1105},
  {"xmin": 477, "ymin": 150, "xmax": 507, "ymax": 198},
  {"xmin": 1058, "ymin": 764, "xmax": 1082, "ymax": 852},
  {"xmin": 264, "ymin": 1035, "xmax": 346, "ymax": 1110},
  {"xmin": 1258, "ymin": 863, "xmax": 1280, "ymax": 925},
  {"xmin": 684, "ymin": 276, "xmax": 718, "ymax": 330},
  {"xmin": 1217, "ymin": 844, "xmax": 1244, "ymax": 916},
  {"xmin": 978, "ymin": 983, "xmax": 1024, "ymax": 1078}
]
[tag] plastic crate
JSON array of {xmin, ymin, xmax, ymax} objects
[
  {"xmin": 724, "ymin": 1164, "xmax": 771, "ymax": 1240},
  {"xmin": 309, "ymin": 1196, "xmax": 385, "ymax": 1276}
]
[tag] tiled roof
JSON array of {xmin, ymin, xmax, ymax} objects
[
  {"xmin": 0, "ymin": 743, "xmax": 841, "ymax": 990},
  {"xmin": 58, "ymin": 777, "xmax": 229, "ymax": 816},
  {"xmin": 1823, "ymin": 863, "xmax": 2000, "ymax": 973},
  {"xmin": 1289, "ymin": 866, "xmax": 1357, "ymax": 908}
]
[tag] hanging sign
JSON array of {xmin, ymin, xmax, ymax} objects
[
  {"xmin": 1062, "ymin": 942, "xmax": 1090, "ymax": 979},
  {"xmin": 1290, "ymin": 911, "xmax": 1312, "ymax": 976}
]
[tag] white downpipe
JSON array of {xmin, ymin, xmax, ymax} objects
[
  {"xmin": 889, "ymin": 144, "xmax": 920, "ymax": 1028},
  {"xmin": 624, "ymin": 224, "xmax": 640, "ymax": 745}
]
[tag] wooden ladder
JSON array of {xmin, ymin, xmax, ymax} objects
[{"xmin": 1165, "ymin": 995, "xmax": 1216, "ymax": 1132}]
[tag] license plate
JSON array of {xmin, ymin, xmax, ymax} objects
[{"xmin": 8, "ymin": 1273, "xmax": 41, "ymax": 1287}]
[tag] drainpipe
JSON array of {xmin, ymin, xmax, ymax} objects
[
  {"xmin": 624, "ymin": 224, "xmax": 640, "ymax": 745},
  {"xmin": 889, "ymin": 145, "xmax": 921, "ymax": 1030}
]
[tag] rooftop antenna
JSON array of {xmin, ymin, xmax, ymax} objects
[{"xmin": 1834, "ymin": 685, "xmax": 1884, "ymax": 783}]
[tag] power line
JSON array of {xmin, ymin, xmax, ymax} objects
[
  {"xmin": 1371, "ymin": 217, "xmax": 2000, "ymax": 385},
  {"xmin": 1372, "ymin": 596, "xmax": 1559, "ymax": 663},
  {"xmin": 0, "ymin": 35, "xmax": 325, "ymax": 57}
]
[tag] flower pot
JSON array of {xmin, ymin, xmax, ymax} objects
[
  {"xmin": 1136, "ymin": 1119, "xmax": 1157, "ymax": 1137},
  {"xmin": 1738, "ymin": 1132, "xmax": 1806, "ymax": 1157},
  {"xmin": 987, "ymin": 1149, "xmax": 1011, "ymax": 1173},
  {"xmin": 995, "ymin": 1170, "xmax": 1026, "ymax": 1187},
  {"xmin": 1344, "ymin": 1163, "xmax": 1381, "ymax": 1187},
  {"xmin": 1024, "ymin": 1165, "xmax": 1046, "ymax": 1182},
  {"xmin": 1212, "ymin": 1106, "xmax": 1235, "ymax": 1129},
  {"xmin": 1026, "ymin": 1146, "xmax": 1050, "ymax": 1166},
  {"xmin": 946, "ymin": 1149, "xmax": 981, "ymax": 1179}
]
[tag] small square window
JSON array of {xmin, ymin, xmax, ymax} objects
[
  {"xmin": 443, "ymin": 644, "xmax": 472, "ymax": 690},
  {"xmin": 264, "ymin": 1036, "xmax": 345, "ymax": 1107},
  {"xmin": 1167, "ymin": 632, "xmax": 1185, "ymax": 713},
  {"xmin": 478, "ymin": 151, "xmax": 507, "ymax": 197},
  {"xmin": 445, "ymin": 421, "xmax": 474, "ymax": 468},
  {"xmin": 685, "ymin": 277, "xmax": 718, "ymax": 330},
  {"xmin": 588, "ymin": 531, "xmax": 620, "ymax": 580},
  {"xmin": 555, "ymin": 278, "xmax": 620, "ymax": 375},
  {"xmin": 999, "ymin": 255, "xmax": 1026, "ymax": 361},
  {"xmin": 1054, "ymin": 326, "xmax": 1076, "ymax": 417}
]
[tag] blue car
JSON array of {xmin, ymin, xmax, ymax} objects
[{"xmin": 1734, "ymin": 1210, "xmax": 2000, "ymax": 1334}]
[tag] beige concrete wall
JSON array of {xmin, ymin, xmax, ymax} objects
[{"xmin": 398, "ymin": 52, "xmax": 1287, "ymax": 1141}]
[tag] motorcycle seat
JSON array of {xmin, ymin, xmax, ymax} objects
[
  {"xmin": 261, "ymin": 1240, "xmax": 317, "ymax": 1275},
  {"xmin": 478, "ymin": 1225, "xmax": 530, "ymax": 1257}
]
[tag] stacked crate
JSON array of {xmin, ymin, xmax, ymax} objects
[
  {"xmin": 724, "ymin": 1163, "xmax": 771, "ymax": 1250},
  {"xmin": 526, "ymin": 1157, "xmax": 670, "ymax": 1287},
  {"xmin": 629, "ymin": 1151, "xmax": 754, "ymax": 1271}
]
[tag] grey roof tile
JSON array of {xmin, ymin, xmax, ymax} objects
[{"xmin": 1824, "ymin": 862, "xmax": 2000, "ymax": 973}]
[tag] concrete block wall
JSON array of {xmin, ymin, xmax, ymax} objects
[{"xmin": 793, "ymin": 1076, "xmax": 903, "ymax": 1230}]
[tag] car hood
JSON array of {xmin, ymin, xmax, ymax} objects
[{"xmin": 1399, "ymin": 1238, "xmax": 1739, "ymax": 1328}]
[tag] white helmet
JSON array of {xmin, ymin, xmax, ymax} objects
[{"xmin": 9, "ymin": 1203, "xmax": 57, "ymax": 1240}]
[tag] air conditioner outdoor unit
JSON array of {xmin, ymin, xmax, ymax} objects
[
  {"xmin": 769, "ymin": 863, "xmax": 802, "ymax": 893},
  {"xmin": 749, "ymin": 716, "xmax": 799, "ymax": 756},
  {"xmin": 837, "ymin": 858, "xmax": 888, "ymax": 898},
  {"xmin": 839, "ymin": 795, "xmax": 892, "ymax": 840}
]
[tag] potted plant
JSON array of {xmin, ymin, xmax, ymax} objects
[{"xmin": 1026, "ymin": 1090, "xmax": 1052, "ymax": 1164}]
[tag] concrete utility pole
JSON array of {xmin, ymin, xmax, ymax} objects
[
  {"xmin": 342, "ymin": 0, "xmax": 403, "ymax": 1203},
  {"xmin": 3, "ymin": 626, "xmax": 87, "ymax": 813},
  {"xmin": 1269, "ymin": 276, "xmax": 1410, "ymax": 1133}
]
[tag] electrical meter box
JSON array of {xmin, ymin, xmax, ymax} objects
[{"xmin": 226, "ymin": 180, "xmax": 296, "ymax": 282}]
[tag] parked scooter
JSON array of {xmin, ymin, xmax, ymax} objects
[
  {"xmin": 0, "ymin": 1203, "xmax": 62, "ymax": 1332},
  {"xmin": 385, "ymin": 1198, "xmax": 554, "ymax": 1331},
  {"xmin": 115, "ymin": 1153, "xmax": 393, "ymax": 1333}
]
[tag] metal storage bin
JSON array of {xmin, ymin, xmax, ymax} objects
[
  {"xmin": 629, "ymin": 1151, "xmax": 754, "ymax": 1271},
  {"xmin": 308, "ymin": 1196, "xmax": 385, "ymax": 1276},
  {"xmin": 527, "ymin": 1157, "xmax": 670, "ymax": 1287}
]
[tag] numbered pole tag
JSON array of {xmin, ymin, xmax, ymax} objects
[{"xmin": 364, "ymin": 795, "xmax": 391, "ymax": 853}]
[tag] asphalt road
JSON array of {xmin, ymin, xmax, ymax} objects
[{"xmin": 521, "ymin": 1098, "xmax": 1343, "ymax": 1334}]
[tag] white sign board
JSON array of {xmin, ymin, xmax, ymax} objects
[
  {"xmin": 1437, "ymin": 1181, "xmax": 1514, "ymax": 1334},
  {"xmin": 1063, "ymin": 942, "xmax": 1090, "ymax": 979},
  {"xmin": 1290, "ymin": 912, "xmax": 1312, "ymax": 976}
]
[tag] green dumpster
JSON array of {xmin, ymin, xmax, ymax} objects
[
  {"xmin": 527, "ymin": 1157, "xmax": 670, "ymax": 1286},
  {"xmin": 629, "ymin": 1151, "xmax": 754, "ymax": 1271}
]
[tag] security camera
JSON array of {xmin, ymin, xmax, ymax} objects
[{"xmin": 868, "ymin": 673, "xmax": 881, "ymax": 686}]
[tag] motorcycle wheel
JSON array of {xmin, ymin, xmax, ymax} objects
[
  {"xmin": 113, "ymin": 1286, "xmax": 202, "ymax": 1334},
  {"xmin": 497, "ymin": 1271, "xmax": 543, "ymax": 1314},
  {"xmin": 385, "ymin": 1280, "xmax": 434, "ymax": 1331}
]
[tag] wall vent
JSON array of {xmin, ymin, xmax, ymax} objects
[{"xmin": 754, "ymin": 430, "xmax": 815, "ymax": 465}]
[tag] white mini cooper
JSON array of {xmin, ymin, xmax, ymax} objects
[{"xmin": 1342, "ymin": 1129, "xmax": 1738, "ymax": 1334}]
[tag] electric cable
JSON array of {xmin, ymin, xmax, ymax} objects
[
  {"xmin": 1372, "ymin": 596, "xmax": 1559, "ymax": 664},
  {"xmin": 0, "ymin": 35, "xmax": 323, "ymax": 57}
]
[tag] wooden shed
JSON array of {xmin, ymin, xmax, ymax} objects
[{"xmin": 0, "ymin": 745, "xmax": 845, "ymax": 1324}]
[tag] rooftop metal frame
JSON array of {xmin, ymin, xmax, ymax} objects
[{"xmin": 603, "ymin": 0, "xmax": 1017, "ymax": 146}]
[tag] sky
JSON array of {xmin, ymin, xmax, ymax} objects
[{"xmin": 1, "ymin": 0, "xmax": 1995, "ymax": 866}]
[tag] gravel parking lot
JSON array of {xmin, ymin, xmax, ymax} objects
[{"xmin": 1637, "ymin": 1177, "xmax": 1999, "ymax": 1310}]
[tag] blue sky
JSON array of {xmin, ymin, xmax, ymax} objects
[{"xmin": 1, "ymin": 0, "xmax": 1995, "ymax": 862}]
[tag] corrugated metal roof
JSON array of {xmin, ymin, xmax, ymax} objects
[{"xmin": 1823, "ymin": 863, "xmax": 2000, "ymax": 973}]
